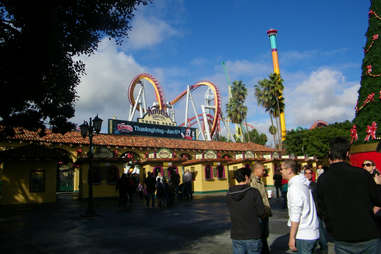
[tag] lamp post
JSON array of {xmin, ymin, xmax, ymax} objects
[{"xmin": 80, "ymin": 115, "xmax": 103, "ymax": 217}]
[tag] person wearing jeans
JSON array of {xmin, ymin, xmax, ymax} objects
[
  {"xmin": 227, "ymin": 167, "xmax": 265, "ymax": 254},
  {"xmin": 232, "ymin": 239, "xmax": 262, "ymax": 254},
  {"xmin": 304, "ymin": 168, "xmax": 328, "ymax": 254},
  {"xmin": 281, "ymin": 160, "xmax": 319, "ymax": 254},
  {"xmin": 318, "ymin": 138, "xmax": 381, "ymax": 254}
]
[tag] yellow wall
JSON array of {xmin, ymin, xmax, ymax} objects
[
  {"xmin": 1, "ymin": 160, "xmax": 57, "ymax": 205},
  {"xmin": 228, "ymin": 162, "xmax": 246, "ymax": 186},
  {"xmin": 228, "ymin": 161, "xmax": 278, "ymax": 187},
  {"xmin": 264, "ymin": 162, "xmax": 275, "ymax": 186},
  {"xmin": 79, "ymin": 161, "xmax": 124, "ymax": 199},
  {"xmin": 184, "ymin": 163, "xmax": 229, "ymax": 193}
]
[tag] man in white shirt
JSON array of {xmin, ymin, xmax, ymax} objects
[
  {"xmin": 316, "ymin": 164, "xmax": 324, "ymax": 179},
  {"xmin": 281, "ymin": 160, "xmax": 319, "ymax": 254}
]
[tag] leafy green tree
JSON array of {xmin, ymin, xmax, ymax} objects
[
  {"xmin": 226, "ymin": 80, "xmax": 248, "ymax": 142},
  {"xmin": 216, "ymin": 135, "xmax": 229, "ymax": 142},
  {"xmin": 0, "ymin": 0, "xmax": 149, "ymax": 135},
  {"xmin": 247, "ymin": 128, "xmax": 267, "ymax": 145},
  {"xmin": 269, "ymin": 125, "xmax": 277, "ymax": 144},
  {"xmin": 283, "ymin": 121, "xmax": 352, "ymax": 159},
  {"xmin": 352, "ymin": 0, "xmax": 381, "ymax": 144}
]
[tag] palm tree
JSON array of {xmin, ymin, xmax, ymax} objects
[
  {"xmin": 255, "ymin": 73, "xmax": 285, "ymax": 148},
  {"xmin": 255, "ymin": 79, "xmax": 277, "ymax": 146},
  {"xmin": 268, "ymin": 73, "xmax": 285, "ymax": 144},
  {"xmin": 226, "ymin": 80, "xmax": 248, "ymax": 142}
]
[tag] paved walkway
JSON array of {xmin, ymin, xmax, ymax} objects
[{"xmin": 0, "ymin": 194, "xmax": 333, "ymax": 254}]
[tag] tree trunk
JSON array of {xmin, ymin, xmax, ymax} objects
[
  {"xmin": 275, "ymin": 97, "xmax": 282, "ymax": 150},
  {"xmin": 269, "ymin": 113, "xmax": 276, "ymax": 148},
  {"xmin": 244, "ymin": 118, "xmax": 251, "ymax": 142},
  {"xmin": 274, "ymin": 116, "xmax": 282, "ymax": 148}
]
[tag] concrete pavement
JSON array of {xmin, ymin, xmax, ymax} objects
[{"xmin": 0, "ymin": 193, "xmax": 333, "ymax": 254}]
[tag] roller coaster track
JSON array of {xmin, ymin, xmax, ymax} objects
[
  {"xmin": 128, "ymin": 74, "xmax": 221, "ymax": 138},
  {"xmin": 129, "ymin": 73, "xmax": 166, "ymax": 110}
]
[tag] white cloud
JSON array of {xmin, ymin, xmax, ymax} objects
[
  {"xmin": 73, "ymin": 39, "xmax": 145, "ymax": 128},
  {"xmin": 285, "ymin": 68, "xmax": 359, "ymax": 128},
  {"xmin": 126, "ymin": 14, "xmax": 178, "ymax": 50}
]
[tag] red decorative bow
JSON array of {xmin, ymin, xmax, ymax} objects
[
  {"xmin": 367, "ymin": 65, "xmax": 373, "ymax": 73},
  {"xmin": 350, "ymin": 125, "xmax": 358, "ymax": 144},
  {"xmin": 366, "ymin": 93, "xmax": 375, "ymax": 103},
  {"xmin": 364, "ymin": 121, "xmax": 377, "ymax": 141}
]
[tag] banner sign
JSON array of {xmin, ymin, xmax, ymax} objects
[{"xmin": 108, "ymin": 119, "xmax": 197, "ymax": 140}]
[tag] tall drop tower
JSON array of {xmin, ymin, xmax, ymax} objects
[{"xmin": 267, "ymin": 29, "xmax": 286, "ymax": 141}]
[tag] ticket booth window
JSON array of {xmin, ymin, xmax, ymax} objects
[
  {"xmin": 205, "ymin": 165, "xmax": 213, "ymax": 180},
  {"xmin": 217, "ymin": 165, "xmax": 225, "ymax": 179}
]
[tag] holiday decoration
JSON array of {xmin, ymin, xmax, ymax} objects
[
  {"xmin": 350, "ymin": 1, "xmax": 381, "ymax": 169},
  {"xmin": 369, "ymin": 9, "xmax": 381, "ymax": 20},
  {"xmin": 352, "ymin": 0, "xmax": 381, "ymax": 143},
  {"xmin": 366, "ymin": 64, "xmax": 381, "ymax": 77},
  {"xmin": 364, "ymin": 121, "xmax": 377, "ymax": 141},
  {"xmin": 350, "ymin": 125, "xmax": 358, "ymax": 144},
  {"xmin": 355, "ymin": 91, "xmax": 380, "ymax": 112},
  {"xmin": 364, "ymin": 34, "xmax": 379, "ymax": 53}
]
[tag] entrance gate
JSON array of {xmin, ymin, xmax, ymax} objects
[{"xmin": 57, "ymin": 168, "xmax": 74, "ymax": 192}]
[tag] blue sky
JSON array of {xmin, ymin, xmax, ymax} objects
[{"xmin": 73, "ymin": 0, "xmax": 370, "ymax": 145}]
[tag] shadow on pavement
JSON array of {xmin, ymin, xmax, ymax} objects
[
  {"xmin": 270, "ymin": 233, "xmax": 290, "ymax": 254},
  {"xmin": 0, "ymin": 194, "xmax": 232, "ymax": 254}
]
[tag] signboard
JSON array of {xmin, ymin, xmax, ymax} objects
[
  {"xmin": 137, "ymin": 107, "xmax": 176, "ymax": 126},
  {"xmin": 108, "ymin": 119, "xmax": 197, "ymax": 140},
  {"xmin": 204, "ymin": 150, "xmax": 217, "ymax": 159},
  {"xmin": 263, "ymin": 154, "xmax": 272, "ymax": 160},
  {"xmin": 157, "ymin": 148, "xmax": 172, "ymax": 159},
  {"xmin": 245, "ymin": 151, "xmax": 254, "ymax": 159}
]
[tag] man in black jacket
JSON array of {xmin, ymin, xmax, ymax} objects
[
  {"xmin": 317, "ymin": 137, "xmax": 381, "ymax": 254},
  {"xmin": 227, "ymin": 167, "xmax": 265, "ymax": 254}
]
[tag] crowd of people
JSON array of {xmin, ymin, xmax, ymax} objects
[
  {"xmin": 116, "ymin": 168, "xmax": 194, "ymax": 209},
  {"xmin": 227, "ymin": 137, "xmax": 381, "ymax": 254}
]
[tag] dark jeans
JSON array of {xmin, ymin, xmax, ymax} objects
[
  {"xmin": 318, "ymin": 217, "xmax": 328, "ymax": 252},
  {"xmin": 281, "ymin": 191, "xmax": 287, "ymax": 209},
  {"xmin": 184, "ymin": 181, "xmax": 193, "ymax": 200},
  {"xmin": 145, "ymin": 192, "xmax": 155, "ymax": 207},
  {"xmin": 275, "ymin": 185, "xmax": 281, "ymax": 198},
  {"xmin": 259, "ymin": 217, "xmax": 269, "ymax": 254},
  {"xmin": 334, "ymin": 238, "xmax": 381, "ymax": 254},
  {"xmin": 232, "ymin": 239, "xmax": 262, "ymax": 254},
  {"xmin": 295, "ymin": 239, "xmax": 317, "ymax": 254}
]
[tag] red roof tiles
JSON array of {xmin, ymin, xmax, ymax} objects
[{"xmin": 2, "ymin": 127, "xmax": 277, "ymax": 153}]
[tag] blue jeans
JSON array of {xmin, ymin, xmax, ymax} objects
[
  {"xmin": 335, "ymin": 238, "xmax": 381, "ymax": 254},
  {"xmin": 259, "ymin": 217, "xmax": 269, "ymax": 254},
  {"xmin": 232, "ymin": 239, "xmax": 262, "ymax": 254},
  {"xmin": 318, "ymin": 218, "xmax": 328, "ymax": 251},
  {"xmin": 295, "ymin": 239, "xmax": 317, "ymax": 254}
]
